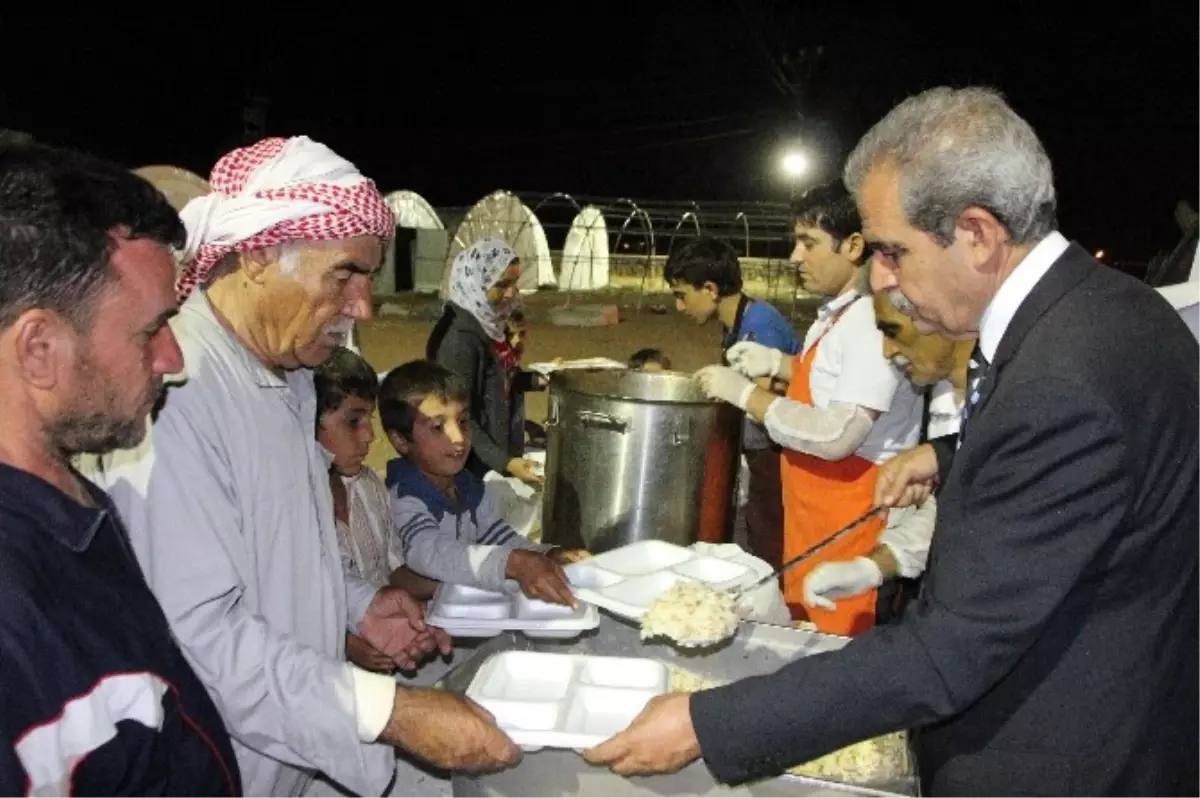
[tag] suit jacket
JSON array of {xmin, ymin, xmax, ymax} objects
[{"xmin": 690, "ymin": 244, "xmax": 1199, "ymax": 796}]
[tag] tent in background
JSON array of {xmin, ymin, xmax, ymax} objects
[
  {"xmin": 558, "ymin": 205, "xmax": 610, "ymax": 291},
  {"xmin": 442, "ymin": 190, "xmax": 556, "ymax": 296},
  {"xmin": 133, "ymin": 165, "xmax": 210, "ymax": 213},
  {"xmin": 384, "ymin": 190, "xmax": 444, "ymax": 231},
  {"xmin": 381, "ymin": 190, "xmax": 445, "ymax": 294},
  {"xmin": 134, "ymin": 166, "xmax": 211, "ymax": 283}
]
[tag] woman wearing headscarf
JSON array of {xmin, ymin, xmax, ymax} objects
[{"xmin": 427, "ymin": 238, "xmax": 545, "ymax": 486}]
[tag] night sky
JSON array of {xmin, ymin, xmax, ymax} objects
[{"xmin": 2, "ymin": 3, "xmax": 1195, "ymax": 263}]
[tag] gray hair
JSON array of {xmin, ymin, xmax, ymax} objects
[
  {"xmin": 844, "ymin": 87, "xmax": 1056, "ymax": 246},
  {"xmin": 278, "ymin": 240, "xmax": 302, "ymax": 275},
  {"xmin": 205, "ymin": 239, "xmax": 304, "ymax": 284}
]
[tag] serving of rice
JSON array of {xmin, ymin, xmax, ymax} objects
[{"xmin": 639, "ymin": 581, "xmax": 740, "ymax": 647}]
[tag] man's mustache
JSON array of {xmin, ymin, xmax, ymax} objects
[{"xmin": 887, "ymin": 288, "xmax": 917, "ymax": 316}]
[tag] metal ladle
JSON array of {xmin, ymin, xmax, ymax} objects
[
  {"xmin": 648, "ymin": 506, "xmax": 888, "ymax": 648},
  {"xmin": 730, "ymin": 505, "xmax": 887, "ymax": 601}
]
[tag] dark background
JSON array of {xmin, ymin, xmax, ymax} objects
[{"xmin": 1, "ymin": 3, "xmax": 1195, "ymax": 262}]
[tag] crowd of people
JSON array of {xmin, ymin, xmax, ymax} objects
[{"xmin": 0, "ymin": 84, "xmax": 1195, "ymax": 798}]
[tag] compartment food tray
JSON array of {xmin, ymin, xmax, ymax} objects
[
  {"xmin": 565, "ymin": 539, "xmax": 753, "ymax": 620},
  {"xmin": 426, "ymin": 582, "xmax": 599, "ymax": 639},
  {"xmin": 465, "ymin": 650, "xmax": 668, "ymax": 751},
  {"xmin": 438, "ymin": 617, "xmax": 920, "ymax": 796}
]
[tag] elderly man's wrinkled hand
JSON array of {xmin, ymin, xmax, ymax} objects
[
  {"xmin": 346, "ymin": 633, "xmax": 396, "ymax": 673},
  {"xmin": 427, "ymin": 624, "xmax": 453, "ymax": 657},
  {"xmin": 383, "ymin": 689, "xmax": 523, "ymax": 773},
  {"xmin": 360, "ymin": 587, "xmax": 449, "ymax": 669},
  {"xmin": 583, "ymin": 693, "xmax": 701, "ymax": 776}
]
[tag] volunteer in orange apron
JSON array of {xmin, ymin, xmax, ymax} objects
[
  {"xmin": 694, "ymin": 181, "xmax": 922, "ymax": 636},
  {"xmin": 799, "ymin": 283, "xmax": 973, "ymax": 623}
]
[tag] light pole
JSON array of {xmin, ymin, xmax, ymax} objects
[{"xmin": 781, "ymin": 151, "xmax": 809, "ymax": 200}]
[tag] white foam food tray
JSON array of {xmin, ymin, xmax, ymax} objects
[
  {"xmin": 426, "ymin": 582, "xmax": 599, "ymax": 639},
  {"xmin": 565, "ymin": 540, "xmax": 752, "ymax": 620},
  {"xmin": 527, "ymin": 357, "xmax": 627, "ymax": 376},
  {"xmin": 465, "ymin": 650, "xmax": 667, "ymax": 751}
]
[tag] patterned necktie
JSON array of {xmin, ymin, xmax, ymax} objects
[{"xmin": 959, "ymin": 342, "xmax": 989, "ymax": 440}]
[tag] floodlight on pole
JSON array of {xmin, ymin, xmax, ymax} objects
[
  {"xmin": 781, "ymin": 152, "xmax": 809, "ymax": 177},
  {"xmin": 781, "ymin": 151, "xmax": 809, "ymax": 201}
]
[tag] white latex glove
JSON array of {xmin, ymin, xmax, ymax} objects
[
  {"xmin": 726, "ymin": 340, "xmax": 784, "ymax": 379},
  {"xmin": 802, "ymin": 557, "xmax": 884, "ymax": 610},
  {"xmin": 694, "ymin": 365, "xmax": 755, "ymax": 410}
]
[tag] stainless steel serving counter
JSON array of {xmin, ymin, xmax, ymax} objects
[{"xmin": 435, "ymin": 615, "xmax": 919, "ymax": 797}]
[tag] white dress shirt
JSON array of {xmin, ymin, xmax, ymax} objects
[
  {"xmin": 927, "ymin": 380, "xmax": 965, "ymax": 440},
  {"xmin": 979, "ymin": 232, "xmax": 1070, "ymax": 362},
  {"xmin": 877, "ymin": 379, "xmax": 963, "ymax": 576},
  {"xmin": 880, "ymin": 497, "xmax": 937, "ymax": 579}
]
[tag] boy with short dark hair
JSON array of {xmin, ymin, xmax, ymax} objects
[
  {"xmin": 315, "ymin": 347, "xmax": 397, "ymax": 592},
  {"xmin": 379, "ymin": 360, "xmax": 585, "ymax": 606},
  {"xmin": 506, "ymin": 309, "xmax": 528, "ymax": 358},
  {"xmin": 628, "ymin": 348, "xmax": 672, "ymax": 371},
  {"xmin": 315, "ymin": 346, "xmax": 425, "ymax": 673},
  {"xmin": 664, "ymin": 236, "xmax": 800, "ymax": 569},
  {"xmin": 664, "ymin": 236, "xmax": 800, "ymax": 360},
  {"xmin": 504, "ymin": 309, "xmax": 548, "ymax": 450}
]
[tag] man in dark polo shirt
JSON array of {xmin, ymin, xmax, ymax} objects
[{"xmin": 0, "ymin": 143, "xmax": 241, "ymax": 795}]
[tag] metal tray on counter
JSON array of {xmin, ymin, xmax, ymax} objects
[{"xmin": 436, "ymin": 614, "xmax": 919, "ymax": 797}]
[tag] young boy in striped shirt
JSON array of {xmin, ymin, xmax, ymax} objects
[{"xmin": 379, "ymin": 360, "xmax": 586, "ymax": 606}]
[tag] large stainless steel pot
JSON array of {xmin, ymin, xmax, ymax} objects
[{"xmin": 541, "ymin": 369, "xmax": 742, "ymax": 553}]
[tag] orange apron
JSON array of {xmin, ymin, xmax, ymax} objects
[{"xmin": 780, "ymin": 302, "xmax": 885, "ymax": 636}]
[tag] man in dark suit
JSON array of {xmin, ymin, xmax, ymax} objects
[{"xmin": 584, "ymin": 86, "xmax": 1199, "ymax": 796}]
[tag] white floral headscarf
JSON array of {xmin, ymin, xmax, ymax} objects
[{"xmin": 448, "ymin": 238, "xmax": 521, "ymax": 342}]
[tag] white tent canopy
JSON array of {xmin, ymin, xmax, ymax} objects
[
  {"xmin": 134, "ymin": 165, "xmax": 209, "ymax": 213},
  {"xmin": 381, "ymin": 189, "xmax": 447, "ymax": 294},
  {"xmin": 558, "ymin": 205, "xmax": 610, "ymax": 290},
  {"xmin": 442, "ymin": 190, "xmax": 556, "ymax": 296},
  {"xmin": 134, "ymin": 166, "xmax": 210, "ymax": 281},
  {"xmin": 384, "ymin": 190, "xmax": 444, "ymax": 230}
]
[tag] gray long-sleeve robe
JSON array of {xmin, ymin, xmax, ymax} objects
[{"xmin": 81, "ymin": 291, "xmax": 396, "ymax": 797}]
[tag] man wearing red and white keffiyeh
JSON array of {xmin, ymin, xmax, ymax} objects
[
  {"xmin": 83, "ymin": 136, "xmax": 520, "ymax": 797},
  {"xmin": 176, "ymin": 135, "xmax": 394, "ymax": 361}
]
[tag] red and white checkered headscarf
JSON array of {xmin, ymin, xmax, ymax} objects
[{"xmin": 175, "ymin": 136, "xmax": 395, "ymax": 301}]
